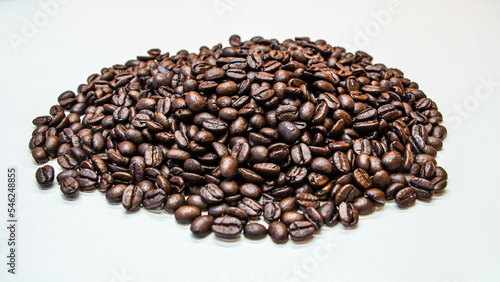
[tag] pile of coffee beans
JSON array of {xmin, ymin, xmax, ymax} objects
[{"xmin": 30, "ymin": 35, "xmax": 448, "ymax": 243}]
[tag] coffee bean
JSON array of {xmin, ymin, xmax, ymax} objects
[
  {"xmin": 190, "ymin": 215, "xmax": 214, "ymax": 238},
  {"xmin": 143, "ymin": 188, "xmax": 166, "ymax": 209},
  {"xmin": 353, "ymin": 197, "xmax": 376, "ymax": 215},
  {"xmin": 175, "ymin": 205, "xmax": 201, "ymax": 224},
  {"xmin": 339, "ymin": 202, "xmax": 359, "ymax": 227},
  {"xmin": 244, "ymin": 223, "xmax": 267, "ymax": 240},
  {"xmin": 366, "ymin": 188, "xmax": 386, "ymax": 206},
  {"xmin": 61, "ymin": 177, "xmax": 79, "ymax": 198},
  {"xmin": 200, "ymin": 184, "xmax": 224, "ymax": 204},
  {"xmin": 277, "ymin": 121, "xmax": 300, "ymax": 144},
  {"xmin": 106, "ymin": 184, "xmax": 126, "ymax": 202},
  {"xmin": 165, "ymin": 194, "xmax": 185, "ymax": 213},
  {"xmin": 318, "ymin": 202, "xmax": 339, "ymax": 226},
  {"xmin": 268, "ymin": 221, "xmax": 288, "ymax": 244},
  {"xmin": 219, "ymin": 156, "xmax": 238, "ymax": 179},
  {"xmin": 122, "ymin": 185, "xmax": 144, "ymax": 211},
  {"xmin": 212, "ymin": 216, "xmax": 243, "ymax": 239},
  {"xmin": 395, "ymin": 187, "xmax": 417, "ymax": 208},
  {"xmin": 35, "ymin": 165, "xmax": 54, "ymax": 187},
  {"xmin": 32, "ymin": 147, "xmax": 49, "ymax": 164},
  {"xmin": 264, "ymin": 202, "xmax": 281, "ymax": 223},
  {"xmin": 289, "ymin": 221, "xmax": 316, "ymax": 241}
]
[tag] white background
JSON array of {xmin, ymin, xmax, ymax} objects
[{"xmin": 1, "ymin": 0, "xmax": 500, "ymax": 281}]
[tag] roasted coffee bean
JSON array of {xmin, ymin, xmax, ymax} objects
[
  {"xmin": 35, "ymin": 165, "xmax": 54, "ymax": 187},
  {"xmin": 143, "ymin": 188, "xmax": 167, "ymax": 209},
  {"xmin": 318, "ymin": 202, "xmax": 339, "ymax": 227},
  {"xmin": 122, "ymin": 185, "xmax": 144, "ymax": 211},
  {"xmin": 353, "ymin": 197, "xmax": 376, "ymax": 215},
  {"xmin": 165, "ymin": 194, "xmax": 185, "ymax": 213},
  {"xmin": 395, "ymin": 187, "xmax": 417, "ymax": 208},
  {"xmin": 333, "ymin": 151, "xmax": 350, "ymax": 173},
  {"xmin": 106, "ymin": 184, "xmax": 126, "ymax": 202},
  {"xmin": 175, "ymin": 205, "xmax": 201, "ymax": 224},
  {"xmin": 263, "ymin": 202, "xmax": 282, "ymax": 223},
  {"xmin": 61, "ymin": 177, "xmax": 79, "ymax": 197},
  {"xmin": 334, "ymin": 184, "xmax": 362, "ymax": 205},
  {"xmin": 252, "ymin": 162, "xmax": 280, "ymax": 178},
  {"xmin": 190, "ymin": 215, "xmax": 214, "ymax": 238},
  {"xmin": 244, "ymin": 223, "xmax": 267, "ymax": 240},
  {"xmin": 280, "ymin": 197, "xmax": 298, "ymax": 213},
  {"xmin": 296, "ymin": 193, "xmax": 320, "ymax": 209},
  {"xmin": 289, "ymin": 221, "xmax": 316, "ymax": 241},
  {"xmin": 305, "ymin": 207, "xmax": 323, "ymax": 230},
  {"xmin": 386, "ymin": 183, "xmax": 405, "ymax": 200},
  {"xmin": 186, "ymin": 195, "xmax": 208, "ymax": 211},
  {"xmin": 32, "ymin": 147, "xmax": 49, "ymax": 164},
  {"xmin": 237, "ymin": 197, "xmax": 263, "ymax": 217},
  {"xmin": 268, "ymin": 221, "xmax": 289, "ymax": 244},
  {"xmin": 212, "ymin": 216, "xmax": 243, "ymax": 239},
  {"xmin": 240, "ymin": 183, "xmax": 261, "ymax": 198},
  {"xmin": 366, "ymin": 188, "xmax": 386, "ymax": 206},
  {"xmin": 353, "ymin": 168, "xmax": 372, "ymax": 189},
  {"xmin": 291, "ymin": 143, "xmax": 312, "ymax": 166},
  {"xmin": 200, "ymin": 184, "xmax": 224, "ymax": 204},
  {"xmin": 339, "ymin": 202, "xmax": 359, "ymax": 227},
  {"xmin": 277, "ymin": 121, "xmax": 300, "ymax": 144}
]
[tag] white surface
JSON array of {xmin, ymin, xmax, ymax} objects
[{"xmin": 1, "ymin": 0, "xmax": 500, "ymax": 281}]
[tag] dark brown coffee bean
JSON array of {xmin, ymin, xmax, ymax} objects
[
  {"xmin": 190, "ymin": 215, "xmax": 214, "ymax": 238},
  {"xmin": 165, "ymin": 194, "xmax": 185, "ymax": 213},
  {"xmin": 122, "ymin": 185, "xmax": 144, "ymax": 211},
  {"xmin": 339, "ymin": 202, "xmax": 359, "ymax": 227},
  {"xmin": 35, "ymin": 165, "xmax": 54, "ymax": 187},
  {"xmin": 263, "ymin": 202, "xmax": 281, "ymax": 223},
  {"xmin": 219, "ymin": 156, "xmax": 238, "ymax": 179},
  {"xmin": 175, "ymin": 205, "xmax": 201, "ymax": 224},
  {"xmin": 353, "ymin": 197, "xmax": 376, "ymax": 215},
  {"xmin": 289, "ymin": 221, "xmax": 316, "ymax": 241},
  {"xmin": 296, "ymin": 193, "xmax": 320, "ymax": 209},
  {"xmin": 61, "ymin": 177, "xmax": 80, "ymax": 198},
  {"xmin": 106, "ymin": 184, "xmax": 126, "ymax": 202},
  {"xmin": 211, "ymin": 216, "xmax": 243, "ymax": 239},
  {"xmin": 237, "ymin": 197, "xmax": 263, "ymax": 217},
  {"xmin": 353, "ymin": 168, "xmax": 372, "ymax": 189},
  {"xmin": 268, "ymin": 221, "xmax": 288, "ymax": 244},
  {"xmin": 244, "ymin": 223, "xmax": 267, "ymax": 240},
  {"xmin": 200, "ymin": 183, "xmax": 224, "ymax": 204},
  {"xmin": 32, "ymin": 147, "xmax": 49, "ymax": 164},
  {"xmin": 318, "ymin": 202, "xmax": 339, "ymax": 226},
  {"xmin": 305, "ymin": 207, "xmax": 323, "ymax": 229},
  {"xmin": 240, "ymin": 183, "xmax": 261, "ymax": 198},
  {"xmin": 143, "ymin": 188, "xmax": 166, "ymax": 209},
  {"xmin": 395, "ymin": 187, "xmax": 417, "ymax": 208},
  {"xmin": 366, "ymin": 188, "xmax": 386, "ymax": 206}
]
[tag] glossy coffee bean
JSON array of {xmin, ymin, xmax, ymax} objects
[
  {"xmin": 395, "ymin": 187, "xmax": 417, "ymax": 208},
  {"xmin": 339, "ymin": 202, "xmax": 359, "ymax": 227},
  {"xmin": 35, "ymin": 165, "xmax": 54, "ymax": 187},
  {"xmin": 190, "ymin": 215, "xmax": 214, "ymax": 238},
  {"xmin": 268, "ymin": 221, "xmax": 289, "ymax": 244},
  {"xmin": 211, "ymin": 216, "xmax": 243, "ymax": 239},
  {"xmin": 244, "ymin": 223, "xmax": 267, "ymax": 240},
  {"xmin": 175, "ymin": 205, "xmax": 201, "ymax": 224}
]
